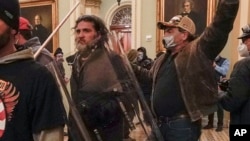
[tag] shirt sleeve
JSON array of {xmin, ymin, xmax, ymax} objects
[
  {"xmin": 33, "ymin": 126, "xmax": 64, "ymax": 141},
  {"xmin": 215, "ymin": 59, "xmax": 230, "ymax": 76},
  {"xmin": 30, "ymin": 67, "xmax": 66, "ymax": 133}
]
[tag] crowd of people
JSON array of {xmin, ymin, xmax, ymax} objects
[{"xmin": 1, "ymin": 0, "xmax": 249, "ymax": 141}]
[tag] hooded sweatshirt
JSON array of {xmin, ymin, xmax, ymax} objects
[
  {"xmin": 0, "ymin": 48, "xmax": 65, "ymax": 141},
  {"xmin": 0, "ymin": 48, "xmax": 33, "ymax": 64},
  {"xmin": 23, "ymin": 37, "xmax": 53, "ymax": 66}
]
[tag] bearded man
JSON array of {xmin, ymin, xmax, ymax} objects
[{"xmin": 67, "ymin": 15, "xmax": 136, "ymax": 141}]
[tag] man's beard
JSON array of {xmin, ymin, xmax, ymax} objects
[
  {"xmin": 57, "ymin": 58, "xmax": 64, "ymax": 63},
  {"xmin": 0, "ymin": 27, "xmax": 11, "ymax": 50},
  {"xmin": 75, "ymin": 37, "xmax": 100, "ymax": 52},
  {"xmin": 75, "ymin": 41, "xmax": 88, "ymax": 52}
]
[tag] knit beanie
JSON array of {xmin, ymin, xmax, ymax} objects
[
  {"xmin": 54, "ymin": 47, "xmax": 63, "ymax": 57},
  {"xmin": 0, "ymin": 0, "xmax": 20, "ymax": 33}
]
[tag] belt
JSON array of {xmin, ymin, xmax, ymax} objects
[{"xmin": 157, "ymin": 114, "xmax": 190, "ymax": 123}]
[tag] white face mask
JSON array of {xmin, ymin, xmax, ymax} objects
[
  {"xmin": 238, "ymin": 43, "xmax": 249, "ymax": 57},
  {"xmin": 137, "ymin": 53, "xmax": 143, "ymax": 62},
  {"xmin": 162, "ymin": 35, "xmax": 176, "ymax": 49}
]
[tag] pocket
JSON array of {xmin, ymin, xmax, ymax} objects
[{"xmin": 168, "ymin": 119, "xmax": 201, "ymax": 141}]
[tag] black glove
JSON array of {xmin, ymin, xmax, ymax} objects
[{"xmin": 218, "ymin": 79, "xmax": 229, "ymax": 91}]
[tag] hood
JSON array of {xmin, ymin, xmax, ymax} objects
[
  {"xmin": 23, "ymin": 37, "xmax": 41, "ymax": 52},
  {"xmin": 0, "ymin": 48, "xmax": 34, "ymax": 64},
  {"xmin": 137, "ymin": 47, "xmax": 148, "ymax": 61},
  {"xmin": 24, "ymin": 37, "xmax": 52, "ymax": 59}
]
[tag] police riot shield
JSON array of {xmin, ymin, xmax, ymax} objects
[
  {"xmin": 46, "ymin": 34, "xmax": 164, "ymax": 140},
  {"xmin": 98, "ymin": 32, "xmax": 164, "ymax": 141}
]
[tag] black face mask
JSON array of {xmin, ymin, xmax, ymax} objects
[{"xmin": 14, "ymin": 44, "xmax": 27, "ymax": 51}]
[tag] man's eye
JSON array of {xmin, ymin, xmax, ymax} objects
[
  {"xmin": 76, "ymin": 29, "xmax": 81, "ymax": 34},
  {"xmin": 165, "ymin": 28, "xmax": 172, "ymax": 33}
]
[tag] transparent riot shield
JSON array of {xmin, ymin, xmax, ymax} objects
[
  {"xmin": 98, "ymin": 32, "xmax": 164, "ymax": 141},
  {"xmin": 46, "ymin": 34, "xmax": 164, "ymax": 140}
]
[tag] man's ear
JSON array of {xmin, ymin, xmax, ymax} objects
[
  {"xmin": 96, "ymin": 32, "xmax": 101, "ymax": 40},
  {"xmin": 11, "ymin": 29, "xmax": 18, "ymax": 35},
  {"xmin": 97, "ymin": 31, "xmax": 101, "ymax": 37},
  {"xmin": 14, "ymin": 33, "xmax": 20, "ymax": 44},
  {"xmin": 181, "ymin": 31, "xmax": 189, "ymax": 41}
]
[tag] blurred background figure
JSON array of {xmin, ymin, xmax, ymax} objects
[
  {"xmin": 203, "ymin": 55, "xmax": 230, "ymax": 132},
  {"xmin": 15, "ymin": 16, "xmax": 53, "ymax": 67},
  {"xmin": 136, "ymin": 47, "xmax": 153, "ymax": 70},
  {"xmin": 136, "ymin": 47, "xmax": 153, "ymax": 108},
  {"xmin": 127, "ymin": 49, "xmax": 138, "ymax": 63},
  {"xmin": 54, "ymin": 47, "xmax": 69, "ymax": 84},
  {"xmin": 237, "ymin": 24, "xmax": 250, "ymax": 58},
  {"xmin": 220, "ymin": 24, "xmax": 250, "ymax": 126}
]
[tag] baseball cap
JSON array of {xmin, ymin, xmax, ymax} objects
[
  {"xmin": 19, "ymin": 17, "xmax": 33, "ymax": 30},
  {"xmin": 0, "ymin": 0, "xmax": 20, "ymax": 33},
  {"xmin": 238, "ymin": 24, "xmax": 250, "ymax": 39},
  {"xmin": 157, "ymin": 15, "xmax": 196, "ymax": 35}
]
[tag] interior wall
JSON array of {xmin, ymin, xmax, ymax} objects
[
  {"xmin": 58, "ymin": 0, "xmax": 71, "ymax": 57},
  {"xmin": 99, "ymin": 0, "xmax": 114, "ymax": 18},
  {"xmin": 140, "ymin": 0, "xmax": 157, "ymax": 59},
  {"xmin": 57, "ymin": 0, "xmax": 250, "ymax": 76}
]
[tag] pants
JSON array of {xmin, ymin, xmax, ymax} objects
[
  {"xmin": 68, "ymin": 113, "xmax": 124, "ymax": 141},
  {"xmin": 158, "ymin": 117, "xmax": 201, "ymax": 141},
  {"xmin": 208, "ymin": 105, "xmax": 224, "ymax": 126}
]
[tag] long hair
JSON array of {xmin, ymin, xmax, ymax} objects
[{"xmin": 73, "ymin": 15, "xmax": 109, "ymax": 46}]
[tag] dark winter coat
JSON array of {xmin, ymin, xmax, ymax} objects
[{"xmin": 220, "ymin": 57, "xmax": 250, "ymax": 124}]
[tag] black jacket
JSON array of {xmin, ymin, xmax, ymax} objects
[{"xmin": 220, "ymin": 57, "xmax": 250, "ymax": 124}]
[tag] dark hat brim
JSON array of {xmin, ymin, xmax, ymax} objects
[
  {"xmin": 238, "ymin": 33, "xmax": 250, "ymax": 39},
  {"xmin": 157, "ymin": 22, "xmax": 176, "ymax": 30}
]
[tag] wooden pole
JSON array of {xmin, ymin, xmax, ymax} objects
[{"xmin": 34, "ymin": 0, "xmax": 80, "ymax": 59}]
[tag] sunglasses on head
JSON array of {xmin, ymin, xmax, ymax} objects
[
  {"xmin": 170, "ymin": 17, "xmax": 181, "ymax": 25},
  {"xmin": 242, "ymin": 25, "xmax": 250, "ymax": 33}
]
